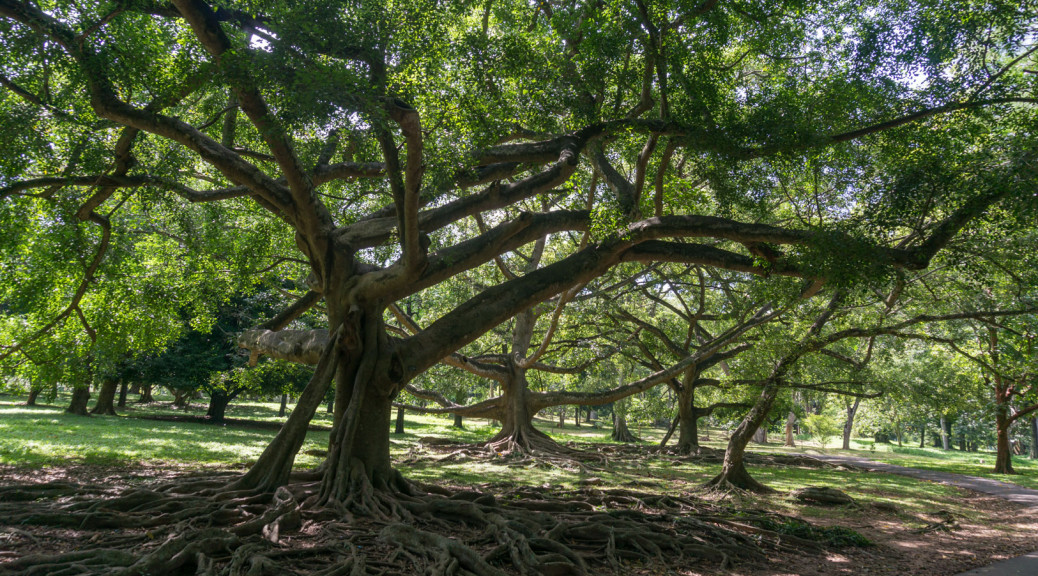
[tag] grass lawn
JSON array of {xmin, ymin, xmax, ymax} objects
[
  {"xmin": 744, "ymin": 436, "xmax": 1038, "ymax": 490},
  {"xmin": 3, "ymin": 390, "xmax": 1037, "ymax": 494}
]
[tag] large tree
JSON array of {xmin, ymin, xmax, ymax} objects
[{"xmin": 2, "ymin": 0, "xmax": 1036, "ymax": 571}]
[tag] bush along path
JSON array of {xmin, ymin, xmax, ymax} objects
[{"xmin": 808, "ymin": 454, "xmax": 1038, "ymax": 576}]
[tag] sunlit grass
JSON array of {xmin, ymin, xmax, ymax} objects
[
  {"xmin": 0, "ymin": 392, "xmax": 1023, "ymax": 538},
  {"xmin": 4, "ymin": 391, "xmax": 1037, "ymax": 500},
  {"xmin": 746, "ymin": 435, "xmax": 1038, "ymax": 490}
]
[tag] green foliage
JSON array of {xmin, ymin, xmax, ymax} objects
[{"xmin": 803, "ymin": 414, "xmax": 840, "ymax": 450}]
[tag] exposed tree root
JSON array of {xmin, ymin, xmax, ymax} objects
[{"xmin": 0, "ymin": 461, "xmax": 856, "ymax": 576}]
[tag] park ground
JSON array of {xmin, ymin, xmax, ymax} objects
[{"xmin": 2, "ymin": 393, "xmax": 1037, "ymax": 575}]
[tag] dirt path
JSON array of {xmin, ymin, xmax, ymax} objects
[{"xmin": 808, "ymin": 453, "xmax": 1038, "ymax": 576}]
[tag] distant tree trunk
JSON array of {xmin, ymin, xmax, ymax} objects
[
  {"xmin": 784, "ymin": 411, "xmax": 797, "ymax": 447},
  {"xmin": 327, "ymin": 396, "xmax": 334, "ymax": 413},
  {"xmin": 172, "ymin": 389, "xmax": 190, "ymax": 409},
  {"xmin": 919, "ymin": 423, "xmax": 926, "ymax": 448},
  {"xmin": 452, "ymin": 390, "xmax": 466, "ymax": 429},
  {"xmin": 895, "ymin": 417, "xmax": 903, "ymax": 447},
  {"xmin": 90, "ymin": 379, "xmax": 119, "ymax": 416},
  {"xmin": 993, "ymin": 403, "xmax": 1015, "ymax": 474},
  {"xmin": 675, "ymin": 369, "xmax": 701, "ymax": 454},
  {"xmin": 842, "ymin": 398, "xmax": 860, "ymax": 450},
  {"xmin": 1030, "ymin": 417, "xmax": 1038, "ymax": 460},
  {"xmin": 394, "ymin": 405, "xmax": 405, "ymax": 435},
  {"xmin": 25, "ymin": 389, "xmax": 40, "ymax": 406},
  {"xmin": 611, "ymin": 411, "xmax": 640, "ymax": 443},
  {"xmin": 574, "ymin": 406, "xmax": 580, "ymax": 427},
  {"xmin": 138, "ymin": 383, "xmax": 154, "ymax": 403},
  {"xmin": 752, "ymin": 427, "xmax": 768, "ymax": 444},
  {"xmin": 485, "ymin": 365, "xmax": 557, "ymax": 454},
  {"xmin": 66, "ymin": 386, "xmax": 91, "ymax": 416},
  {"xmin": 279, "ymin": 394, "xmax": 289, "ymax": 417},
  {"xmin": 557, "ymin": 405, "xmax": 565, "ymax": 428},
  {"xmin": 940, "ymin": 416, "xmax": 950, "ymax": 450},
  {"xmin": 659, "ymin": 413, "xmax": 679, "ymax": 449},
  {"xmin": 117, "ymin": 380, "xmax": 129, "ymax": 408},
  {"xmin": 206, "ymin": 391, "xmax": 233, "ymax": 424}
]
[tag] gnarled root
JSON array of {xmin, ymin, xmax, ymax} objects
[{"xmin": 2, "ymin": 467, "xmax": 836, "ymax": 576}]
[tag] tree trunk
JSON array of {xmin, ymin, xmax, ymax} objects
[
  {"xmin": 138, "ymin": 383, "xmax": 154, "ymax": 403},
  {"xmin": 279, "ymin": 393, "xmax": 289, "ymax": 417},
  {"xmin": 453, "ymin": 413, "xmax": 464, "ymax": 429},
  {"xmin": 918, "ymin": 422, "xmax": 925, "ymax": 448},
  {"xmin": 25, "ymin": 389, "xmax": 40, "ymax": 406},
  {"xmin": 895, "ymin": 417, "xmax": 903, "ymax": 447},
  {"xmin": 574, "ymin": 405, "xmax": 580, "ymax": 427},
  {"xmin": 172, "ymin": 388, "xmax": 190, "ymax": 409},
  {"xmin": 1030, "ymin": 417, "xmax": 1038, "ymax": 460},
  {"xmin": 485, "ymin": 366, "xmax": 559, "ymax": 454},
  {"xmin": 784, "ymin": 411, "xmax": 797, "ymax": 447},
  {"xmin": 233, "ymin": 329, "xmax": 342, "ymax": 493},
  {"xmin": 611, "ymin": 409, "xmax": 640, "ymax": 443},
  {"xmin": 708, "ymin": 380, "xmax": 778, "ymax": 492},
  {"xmin": 675, "ymin": 372, "xmax": 699, "ymax": 454},
  {"xmin": 557, "ymin": 405, "xmax": 565, "ymax": 428},
  {"xmin": 659, "ymin": 412, "xmax": 679, "ymax": 449},
  {"xmin": 841, "ymin": 398, "xmax": 860, "ymax": 450},
  {"xmin": 206, "ymin": 392, "xmax": 232, "ymax": 424},
  {"xmin": 90, "ymin": 379, "xmax": 119, "ymax": 416},
  {"xmin": 940, "ymin": 416, "xmax": 950, "ymax": 450},
  {"xmin": 117, "ymin": 380, "xmax": 128, "ymax": 408},
  {"xmin": 66, "ymin": 386, "xmax": 91, "ymax": 416},
  {"xmin": 752, "ymin": 427, "xmax": 768, "ymax": 444},
  {"xmin": 394, "ymin": 405, "xmax": 406, "ymax": 434},
  {"xmin": 311, "ymin": 307, "xmax": 422, "ymax": 506},
  {"xmin": 993, "ymin": 405, "xmax": 1015, "ymax": 474}
]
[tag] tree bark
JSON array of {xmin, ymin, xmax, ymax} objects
[
  {"xmin": 611, "ymin": 407, "xmax": 640, "ymax": 443},
  {"xmin": 279, "ymin": 393, "xmax": 289, "ymax": 417},
  {"xmin": 918, "ymin": 422, "xmax": 925, "ymax": 448},
  {"xmin": 453, "ymin": 413, "xmax": 464, "ymax": 429},
  {"xmin": 940, "ymin": 416, "xmax": 950, "ymax": 450},
  {"xmin": 172, "ymin": 388, "xmax": 190, "ymax": 409},
  {"xmin": 1030, "ymin": 417, "xmax": 1038, "ymax": 460},
  {"xmin": 117, "ymin": 380, "xmax": 128, "ymax": 408},
  {"xmin": 233, "ymin": 328, "xmax": 342, "ymax": 493},
  {"xmin": 485, "ymin": 364, "xmax": 558, "ymax": 454},
  {"xmin": 708, "ymin": 380, "xmax": 779, "ymax": 492},
  {"xmin": 138, "ymin": 383, "xmax": 154, "ymax": 403},
  {"xmin": 784, "ymin": 411, "xmax": 797, "ymax": 447},
  {"xmin": 25, "ymin": 389, "xmax": 39, "ymax": 406},
  {"xmin": 394, "ymin": 404, "xmax": 406, "ymax": 434},
  {"xmin": 90, "ymin": 378, "xmax": 119, "ymax": 415},
  {"xmin": 675, "ymin": 370, "xmax": 699, "ymax": 453},
  {"xmin": 66, "ymin": 386, "xmax": 91, "ymax": 416},
  {"xmin": 752, "ymin": 427, "xmax": 768, "ymax": 444},
  {"xmin": 841, "ymin": 398, "xmax": 860, "ymax": 450},
  {"xmin": 316, "ymin": 308, "xmax": 415, "ymax": 505},
  {"xmin": 206, "ymin": 392, "xmax": 232, "ymax": 424},
  {"xmin": 993, "ymin": 403, "xmax": 1015, "ymax": 474}
]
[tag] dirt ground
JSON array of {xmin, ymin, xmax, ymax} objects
[{"xmin": 1, "ymin": 462, "xmax": 1036, "ymax": 576}]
